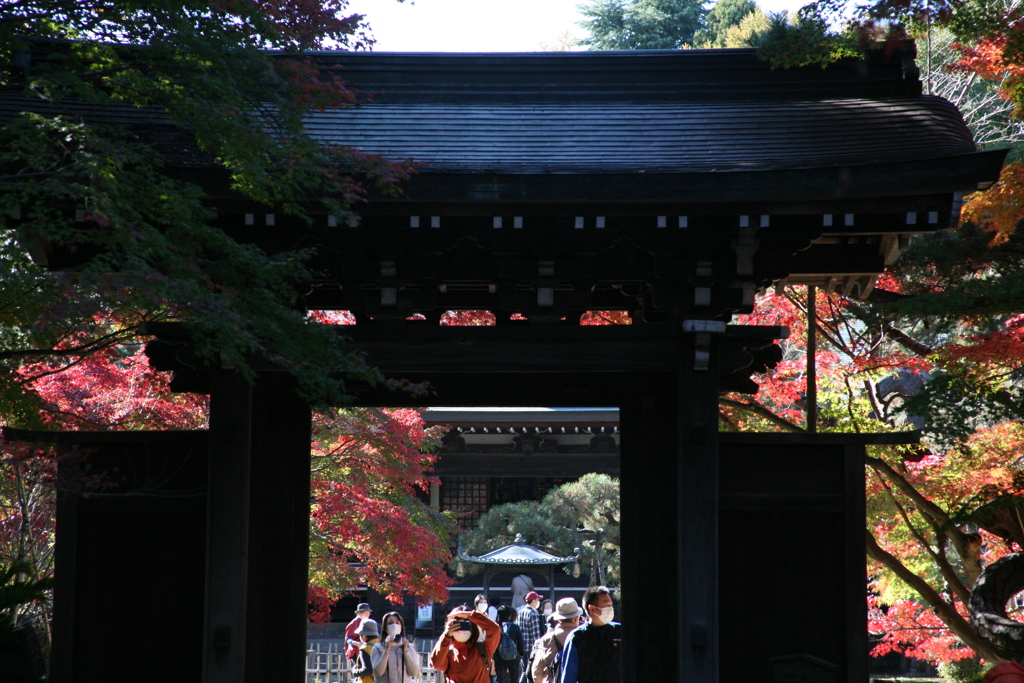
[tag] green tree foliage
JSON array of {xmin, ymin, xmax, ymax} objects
[
  {"xmin": 750, "ymin": 10, "xmax": 861, "ymax": 67},
  {"xmin": 578, "ymin": 0, "xmax": 706, "ymax": 50},
  {"xmin": 692, "ymin": 0, "xmax": 758, "ymax": 47},
  {"xmin": 721, "ymin": 7, "xmax": 772, "ymax": 48},
  {"xmin": 0, "ymin": 560, "xmax": 52, "ymax": 645},
  {"xmin": 0, "ymin": 2, "xmax": 407, "ymax": 416},
  {"xmin": 456, "ymin": 474, "xmax": 620, "ymax": 586}
]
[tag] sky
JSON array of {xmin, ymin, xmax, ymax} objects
[{"xmin": 346, "ymin": 0, "xmax": 809, "ymax": 52}]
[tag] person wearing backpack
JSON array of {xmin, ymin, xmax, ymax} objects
[
  {"xmin": 350, "ymin": 619, "xmax": 381, "ymax": 683},
  {"xmin": 494, "ymin": 606, "xmax": 525, "ymax": 683},
  {"xmin": 530, "ymin": 598, "xmax": 583, "ymax": 683}
]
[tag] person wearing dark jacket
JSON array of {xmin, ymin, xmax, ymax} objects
[
  {"xmin": 494, "ymin": 605, "xmax": 525, "ymax": 683},
  {"xmin": 559, "ymin": 586, "xmax": 620, "ymax": 683}
]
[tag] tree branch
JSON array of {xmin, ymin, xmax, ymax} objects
[
  {"xmin": 867, "ymin": 455, "xmax": 983, "ymax": 587},
  {"xmin": 718, "ymin": 397, "xmax": 806, "ymax": 432},
  {"xmin": 867, "ymin": 529, "xmax": 1005, "ymax": 663},
  {"xmin": 877, "ymin": 473, "xmax": 974, "ymax": 604},
  {"xmin": 844, "ymin": 301, "xmax": 935, "ymax": 358},
  {"xmin": 0, "ymin": 325, "xmax": 142, "ymax": 362}
]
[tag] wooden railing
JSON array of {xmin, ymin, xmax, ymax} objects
[{"xmin": 305, "ymin": 641, "xmax": 440, "ymax": 683}]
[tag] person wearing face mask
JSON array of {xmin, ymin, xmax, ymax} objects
[
  {"xmin": 474, "ymin": 594, "xmax": 499, "ymax": 683},
  {"xmin": 431, "ymin": 607, "xmax": 500, "ymax": 683},
  {"xmin": 475, "ymin": 593, "xmax": 499, "ymax": 623},
  {"xmin": 371, "ymin": 611, "xmax": 420, "ymax": 683},
  {"xmin": 558, "ymin": 586, "xmax": 620, "ymax": 683},
  {"xmin": 516, "ymin": 590, "xmax": 546, "ymax": 679}
]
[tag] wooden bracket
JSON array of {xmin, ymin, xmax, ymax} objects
[{"xmin": 682, "ymin": 319, "xmax": 726, "ymax": 371}]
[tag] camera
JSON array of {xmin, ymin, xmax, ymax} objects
[{"xmin": 393, "ymin": 634, "xmax": 402, "ymax": 642}]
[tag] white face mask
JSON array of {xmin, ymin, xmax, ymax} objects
[
  {"xmin": 543, "ymin": 608, "xmax": 553, "ymax": 616},
  {"xmin": 387, "ymin": 623, "xmax": 401, "ymax": 636},
  {"xmin": 477, "ymin": 603, "xmax": 488, "ymax": 612},
  {"xmin": 453, "ymin": 630, "xmax": 472, "ymax": 643},
  {"xmin": 596, "ymin": 606, "xmax": 614, "ymax": 623}
]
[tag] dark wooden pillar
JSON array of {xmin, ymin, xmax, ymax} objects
[
  {"xmin": 202, "ymin": 369, "xmax": 312, "ymax": 683},
  {"xmin": 204, "ymin": 369, "xmax": 253, "ymax": 683},
  {"xmin": 614, "ymin": 326, "xmax": 722, "ymax": 683},
  {"xmin": 678, "ymin": 324, "xmax": 721, "ymax": 681},
  {"xmin": 245, "ymin": 374, "xmax": 312, "ymax": 682},
  {"xmin": 845, "ymin": 443, "xmax": 869, "ymax": 682},
  {"xmin": 620, "ymin": 372, "xmax": 681, "ymax": 682}
]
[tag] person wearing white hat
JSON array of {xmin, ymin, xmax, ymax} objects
[{"xmin": 528, "ymin": 598, "xmax": 584, "ymax": 683}]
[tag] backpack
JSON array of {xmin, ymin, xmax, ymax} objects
[
  {"xmin": 544, "ymin": 649, "xmax": 563, "ymax": 682},
  {"xmin": 524, "ymin": 634, "xmax": 562, "ymax": 683},
  {"xmin": 497, "ymin": 622, "xmax": 519, "ymax": 662}
]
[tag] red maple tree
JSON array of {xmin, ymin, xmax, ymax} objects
[{"xmin": 309, "ymin": 407, "xmax": 455, "ymax": 614}]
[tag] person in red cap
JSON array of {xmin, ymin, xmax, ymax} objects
[{"xmin": 516, "ymin": 591, "xmax": 546, "ymax": 680}]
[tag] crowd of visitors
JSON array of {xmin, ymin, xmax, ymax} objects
[
  {"xmin": 341, "ymin": 585, "xmax": 621, "ymax": 683},
  {"xmin": 428, "ymin": 585, "xmax": 620, "ymax": 683}
]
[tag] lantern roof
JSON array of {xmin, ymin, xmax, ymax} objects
[{"xmin": 457, "ymin": 534, "xmax": 580, "ymax": 567}]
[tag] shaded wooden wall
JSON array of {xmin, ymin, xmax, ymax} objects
[{"xmin": 6, "ymin": 327, "xmax": 908, "ymax": 682}]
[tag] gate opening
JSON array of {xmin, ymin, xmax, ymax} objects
[{"xmin": 306, "ymin": 406, "xmax": 621, "ymax": 683}]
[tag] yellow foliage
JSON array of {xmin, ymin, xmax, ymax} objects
[
  {"xmin": 724, "ymin": 9, "xmax": 771, "ymax": 48},
  {"xmin": 960, "ymin": 161, "xmax": 1024, "ymax": 243}
]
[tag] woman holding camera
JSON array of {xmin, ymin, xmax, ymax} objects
[
  {"xmin": 370, "ymin": 612, "xmax": 420, "ymax": 683},
  {"xmin": 430, "ymin": 608, "xmax": 500, "ymax": 683}
]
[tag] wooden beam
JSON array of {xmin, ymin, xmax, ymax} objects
[
  {"xmin": 341, "ymin": 325, "xmax": 683, "ymax": 373},
  {"xmin": 434, "ymin": 454, "xmax": 619, "ymax": 477}
]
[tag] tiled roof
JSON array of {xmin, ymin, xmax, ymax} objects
[
  {"xmin": 294, "ymin": 47, "xmax": 976, "ymax": 175},
  {"xmin": 303, "ymin": 97, "xmax": 973, "ymax": 175},
  {"xmin": 458, "ymin": 535, "xmax": 579, "ymax": 566},
  {"xmin": 0, "ymin": 44, "xmax": 994, "ymax": 198}
]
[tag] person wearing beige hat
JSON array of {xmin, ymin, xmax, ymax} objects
[
  {"xmin": 351, "ymin": 619, "xmax": 381, "ymax": 683},
  {"xmin": 528, "ymin": 598, "xmax": 584, "ymax": 683}
]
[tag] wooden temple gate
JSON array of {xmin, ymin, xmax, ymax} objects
[{"xmin": 3, "ymin": 43, "xmax": 1006, "ymax": 682}]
